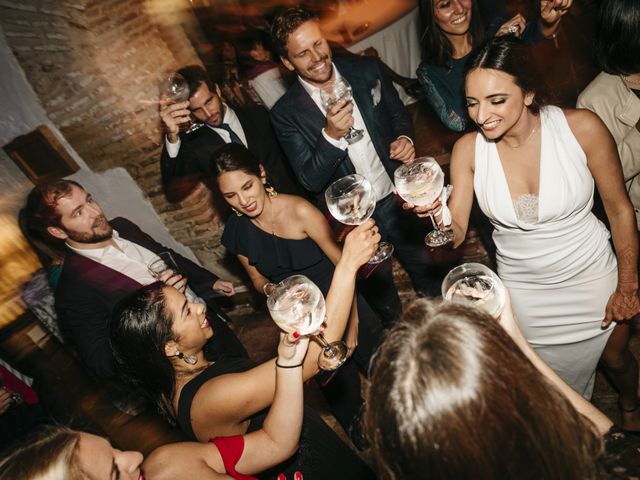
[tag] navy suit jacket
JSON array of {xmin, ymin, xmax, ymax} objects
[
  {"xmin": 270, "ymin": 55, "xmax": 414, "ymax": 203},
  {"xmin": 54, "ymin": 218, "xmax": 230, "ymax": 379},
  {"xmin": 160, "ymin": 104, "xmax": 303, "ymax": 202}
]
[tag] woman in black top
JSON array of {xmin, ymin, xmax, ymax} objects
[{"xmin": 109, "ymin": 224, "xmax": 379, "ymax": 479}]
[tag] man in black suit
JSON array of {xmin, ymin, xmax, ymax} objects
[
  {"xmin": 270, "ymin": 7, "xmax": 441, "ymax": 300},
  {"xmin": 160, "ymin": 65, "xmax": 303, "ymax": 202},
  {"xmin": 24, "ymin": 179, "xmax": 246, "ymax": 379}
]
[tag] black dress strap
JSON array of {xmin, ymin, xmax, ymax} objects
[{"xmin": 176, "ymin": 358, "xmax": 255, "ymax": 440}]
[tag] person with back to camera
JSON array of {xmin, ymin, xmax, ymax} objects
[
  {"xmin": 0, "ymin": 331, "xmax": 309, "ymax": 480},
  {"xmin": 364, "ymin": 294, "xmax": 640, "ymax": 479},
  {"xmin": 416, "ymin": 0, "xmax": 572, "ymax": 131},
  {"xmin": 109, "ymin": 223, "xmax": 379, "ymax": 479},
  {"xmin": 578, "ymin": 0, "xmax": 640, "ymax": 231},
  {"xmin": 409, "ymin": 36, "xmax": 640, "ymax": 424}
]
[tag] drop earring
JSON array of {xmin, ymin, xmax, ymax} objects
[
  {"xmin": 265, "ymin": 183, "xmax": 278, "ymax": 198},
  {"xmin": 175, "ymin": 351, "xmax": 198, "ymax": 365},
  {"xmin": 232, "ymin": 207, "xmax": 243, "ymax": 217}
]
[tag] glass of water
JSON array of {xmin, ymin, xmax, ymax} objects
[
  {"xmin": 319, "ymin": 77, "xmax": 364, "ymax": 144},
  {"xmin": 159, "ymin": 72, "xmax": 202, "ymax": 134},
  {"xmin": 394, "ymin": 157, "xmax": 453, "ymax": 247},
  {"xmin": 441, "ymin": 263, "xmax": 506, "ymax": 318},
  {"xmin": 325, "ymin": 173, "xmax": 393, "ymax": 264},
  {"xmin": 267, "ymin": 275, "xmax": 347, "ymax": 371}
]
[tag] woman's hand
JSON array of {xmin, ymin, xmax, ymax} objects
[
  {"xmin": 602, "ymin": 285, "xmax": 640, "ymax": 328},
  {"xmin": 402, "ymin": 198, "xmax": 442, "ymax": 220},
  {"xmin": 497, "ymin": 289, "xmax": 522, "ymax": 342},
  {"xmin": 341, "ymin": 220, "xmax": 381, "ymax": 270},
  {"xmin": 495, "ymin": 13, "xmax": 527, "ymax": 38},
  {"xmin": 276, "ymin": 332, "xmax": 310, "ymax": 367}
]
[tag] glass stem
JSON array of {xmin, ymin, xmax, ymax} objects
[
  {"xmin": 428, "ymin": 211, "xmax": 440, "ymax": 232},
  {"xmin": 315, "ymin": 333, "xmax": 330, "ymax": 348},
  {"xmin": 314, "ymin": 333, "xmax": 337, "ymax": 357}
]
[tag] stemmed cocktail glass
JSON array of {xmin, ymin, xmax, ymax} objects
[
  {"xmin": 441, "ymin": 263, "xmax": 506, "ymax": 318},
  {"xmin": 325, "ymin": 174, "xmax": 393, "ymax": 264},
  {"xmin": 267, "ymin": 275, "xmax": 347, "ymax": 371},
  {"xmin": 159, "ymin": 72, "xmax": 202, "ymax": 134},
  {"xmin": 319, "ymin": 77, "xmax": 364, "ymax": 145},
  {"xmin": 394, "ymin": 157, "xmax": 454, "ymax": 247}
]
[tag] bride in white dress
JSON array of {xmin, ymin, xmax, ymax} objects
[{"xmin": 412, "ymin": 37, "xmax": 640, "ymax": 428}]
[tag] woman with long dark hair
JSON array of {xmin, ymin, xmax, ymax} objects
[
  {"xmin": 412, "ymin": 35, "xmax": 640, "ymax": 420},
  {"xmin": 1, "ymin": 327, "xmax": 308, "ymax": 480},
  {"xmin": 363, "ymin": 297, "xmax": 640, "ymax": 479},
  {"xmin": 416, "ymin": 0, "xmax": 571, "ymax": 131},
  {"xmin": 109, "ymin": 225, "xmax": 379, "ymax": 479},
  {"xmin": 215, "ymin": 143, "xmax": 389, "ymax": 442}
]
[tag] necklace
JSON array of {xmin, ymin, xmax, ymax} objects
[
  {"xmin": 622, "ymin": 75, "xmax": 640, "ymax": 86},
  {"xmin": 503, "ymin": 121, "xmax": 538, "ymax": 149}
]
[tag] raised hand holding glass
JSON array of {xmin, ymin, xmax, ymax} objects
[
  {"xmin": 159, "ymin": 72, "xmax": 202, "ymax": 134},
  {"xmin": 394, "ymin": 157, "xmax": 454, "ymax": 247},
  {"xmin": 267, "ymin": 275, "xmax": 347, "ymax": 371},
  {"xmin": 325, "ymin": 174, "xmax": 393, "ymax": 264},
  {"xmin": 320, "ymin": 77, "xmax": 364, "ymax": 145}
]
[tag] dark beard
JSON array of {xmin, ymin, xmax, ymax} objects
[{"xmin": 65, "ymin": 218, "xmax": 113, "ymax": 244}]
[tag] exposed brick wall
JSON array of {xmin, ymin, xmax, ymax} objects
[{"xmin": 0, "ymin": 0, "xmax": 235, "ymax": 279}]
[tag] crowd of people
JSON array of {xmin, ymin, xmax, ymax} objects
[{"xmin": 2, "ymin": 0, "xmax": 640, "ymax": 478}]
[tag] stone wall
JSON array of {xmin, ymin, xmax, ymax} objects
[{"xmin": 0, "ymin": 0, "xmax": 235, "ymax": 279}]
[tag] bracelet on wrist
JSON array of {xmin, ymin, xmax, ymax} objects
[{"xmin": 276, "ymin": 361, "xmax": 304, "ymax": 369}]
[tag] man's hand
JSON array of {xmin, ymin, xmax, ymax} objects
[
  {"xmin": 325, "ymin": 99, "xmax": 354, "ymax": 141},
  {"xmin": 213, "ymin": 279, "xmax": 235, "ymax": 296},
  {"xmin": 157, "ymin": 270, "xmax": 188, "ymax": 294},
  {"xmin": 389, "ymin": 137, "xmax": 415, "ymax": 164},
  {"xmin": 160, "ymin": 100, "xmax": 191, "ymax": 143},
  {"xmin": 540, "ymin": 0, "xmax": 572, "ymax": 32}
]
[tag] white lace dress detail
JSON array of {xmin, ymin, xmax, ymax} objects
[{"xmin": 512, "ymin": 193, "xmax": 539, "ymax": 224}]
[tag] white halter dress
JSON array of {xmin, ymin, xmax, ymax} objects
[{"xmin": 473, "ymin": 106, "xmax": 618, "ymax": 398}]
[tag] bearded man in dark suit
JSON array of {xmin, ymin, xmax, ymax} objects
[
  {"xmin": 24, "ymin": 179, "xmax": 246, "ymax": 379},
  {"xmin": 159, "ymin": 65, "xmax": 303, "ymax": 202},
  {"xmin": 270, "ymin": 7, "xmax": 442, "ymax": 305}
]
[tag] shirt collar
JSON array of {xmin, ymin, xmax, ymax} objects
[{"xmin": 221, "ymin": 103, "xmax": 238, "ymax": 126}]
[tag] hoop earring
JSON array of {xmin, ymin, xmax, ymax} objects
[
  {"xmin": 175, "ymin": 351, "xmax": 198, "ymax": 365},
  {"xmin": 232, "ymin": 207, "xmax": 243, "ymax": 217},
  {"xmin": 265, "ymin": 183, "xmax": 278, "ymax": 198}
]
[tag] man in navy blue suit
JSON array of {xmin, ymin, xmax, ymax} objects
[
  {"xmin": 270, "ymin": 7, "xmax": 441, "ymax": 300},
  {"xmin": 24, "ymin": 179, "xmax": 246, "ymax": 379}
]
